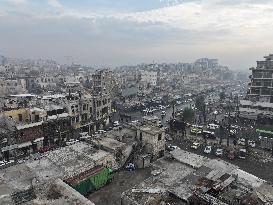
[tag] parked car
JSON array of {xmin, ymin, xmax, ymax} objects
[
  {"xmin": 0, "ymin": 160, "xmax": 6, "ymax": 168},
  {"xmin": 167, "ymin": 145, "xmax": 179, "ymax": 151},
  {"xmin": 191, "ymin": 128, "xmax": 202, "ymax": 135},
  {"xmin": 204, "ymin": 146, "xmax": 212, "ymax": 154},
  {"xmin": 131, "ymin": 120, "xmax": 139, "ymax": 124},
  {"xmin": 203, "ymin": 130, "xmax": 215, "ymax": 139},
  {"xmin": 191, "ymin": 142, "xmax": 201, "ymax": 150},
  {"xmin": 238, "ymin": 138, "xmax": 246, "ymax": 146},
  {"xmin": 65, "ymin": 139, "xmax": 79, "ymax": 146},
  {"xmin": 239, "ymin": 149, "xmax": 247, "ymax": 159},
  {"xmin": 161, "ymin": 111, "xmax": 166, "ymax": 116},
  {"xmin": 248, "ymin": 140, "xmax": 256, "ymax": 148},
  {"xmin": 125, "ymin": 163, "xmax": 136, "ymax": 171},
  {"xmin": 215, "ymin": 148, "xmax": 223, "ymax": 156},
  {"xmin": 79, "ymin": 132, "xmax": 92, "ymax": 141},
  {"xmin": 227, "ymin": 150, "xmax": 236, "ymax": 160},
  {"xmin": 207, "ymin": 123, "xmax": 220, "ymax": 130},
  {"xmin": 105, "ymin": 127, "xmax": 113, "ymax": 131},
  {"xmin": 97, "ymin": 130, "xmax": 106, "ymax": 134},
  {"xmin": 230, "ymin": 125, "xmax": 239, "ymax": 129},
  {"xmin": 113, "ymin": 121, "xmax": 119, "ymax": 127}
]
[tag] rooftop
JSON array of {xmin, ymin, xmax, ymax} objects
[
  {"xmin": 123, "ymin": 150, "xmax": 273, "ymax": 205},
  {"xmin": 0, "ymin": 142, "xmax": 115, "ymax": 204}
]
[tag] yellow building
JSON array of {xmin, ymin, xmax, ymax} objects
[{"xmin": 3, "ymin": 108, "xmax": 30, "ymax": 124}]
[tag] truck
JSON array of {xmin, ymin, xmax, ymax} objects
[{"xmin": 64, "ymin": 166, "xmax": 114, "ymax": 196}]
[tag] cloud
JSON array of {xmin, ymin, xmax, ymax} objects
[
  {"xmin": 0, "ymin": 0, "xmax": 273, "ymax": 69},
  {"xmin": 7, "ymin": 0, "xmax": 27, "ymax": 6}
]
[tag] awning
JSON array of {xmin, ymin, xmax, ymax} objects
[
  {"xmin": 17, "ymin": 142, "xmax": 32, "ymax": 148},
  {"xmin": 33, "ymin": 137, "xmax": 44, "ymax": 143}
]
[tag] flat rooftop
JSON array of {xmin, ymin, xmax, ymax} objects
[
  {"xmin": 0, "ymin": 142, "xmax": 115, "ymax": 204},
  {"xmin": 123, "ymin": 150, "xmax": 273, "ymax": 204}
]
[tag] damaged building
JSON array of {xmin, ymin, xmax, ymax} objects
[{"xmin": 121, "ymin": 149, "xmax": 273, "ymax": 205}]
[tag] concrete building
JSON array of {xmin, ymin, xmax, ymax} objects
[
  {"xmin": 0, "ymin": 142, "xmax": 116, "ymax": 205},
  {"xmin": 92, "ymin": 69, "xmax": 115, "ymax": 94},
  {"xmin": 136, "ymin": 125, "xmax": 165, "ymax": 160},
  {"xmin": 240, "ymin": 54, "xmax": 273, "ymax": 122},
  {"xmin": 0, "ymin": 78, "xmax": 27, "ymax": 97},
  {"xmin": 121, "ymin": 149, "xmax": 273, "ymax": 205},
  {"xmin": 140, "ymin": 70, "xmax": 157, "ymax": 87},
  {"xmin": 92, "ymin": 93, "xmax": 112, "ymax": 129},
  {"xmin": 247, "ymin": 54, "xmax": 273, "ymax": 102}
]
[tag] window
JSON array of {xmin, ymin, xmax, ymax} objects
[
  {"xmin": 18, "ymin": 114, "xmax": 23, "ymax": 122},
  {"xmin": 35, "ymin": 115, "xmax": 39, "ymax": 122},
  {"xmin": 158, "ymin": 133, "xmax": 162, "ymax": 141},
  {"xmin": 140, "ymin": 132, "xmax": 143, "ymax": 141}
]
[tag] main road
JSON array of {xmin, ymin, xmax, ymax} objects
[{"xmin": 117, "ymin": 103, "xmax": 192, "ymax": 126}]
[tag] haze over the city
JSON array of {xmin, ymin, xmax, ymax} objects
[{"xmin": 1, "ymin": 0, "xmax": 273, "ymax": 69}]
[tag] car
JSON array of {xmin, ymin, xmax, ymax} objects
[
  {"xmin": 0, "ymin": 160, "xmax": 5, "ymax": 168},
  {"xmin": 191, "ymin": 142, "xmax": 201, "ymax": 150},
  {"xmin": 238, "ymin": 138, "xmax": 246, "ymax": 146},
  {"xmin": 105, "ymin": 127, "xmax": 113, "ymax": 131},
  {"xmin": 191, "ymin": 128, "xmax": 202, "ymax": 135},
  {"xmin": 248, "ymin": 140, "xmax": 256, "ymax": 148},
  {"xmin": 167, "ymin": 145, "xmax": 179, "ymax": 151},
  {"xmin": 79, "ymin": 132, "xmax": 92, "ymax": 140},
  {"xmin": 113, "ymin": 121, "xmax": 119, "ymax": 127},
  {"xmin": 66, "ymin": 139, "xmax": 79, "ymax": 146},
  {"xmin": 239, "ymin": 149, "xmax": 247, "ymax": 159},
  {"xmin": 228, "ymin": 150, "xmax": 236, "ymax": 160},
  {"xmin": 131, "ymin": 120, "xmax": 139, "ymax": 124},
  {"xmin": 161, "ymin": 111, "xmax": 166, "ymax": 116},
  {"xmin": 230, "ymin": 125, "xmax": 239, "ymax": 129},
  {"xmin": 215, "ymin": 148, "xmax": 223, "ymax": 156},
  {"xmin": 126, "ymin": 163, "xmax": 136, "ymax": 171},
  {"xmin": 207, "ymin": 123, "xmax": 219, "ymax": 130},
  {"xmin": 229, "ymin": 129, "xmax": 236, "ymax": 135},
  {"xmin": 204, "ymin": 146, "xmax": 212, "ymax": 154},
  {"xmin": 203, "ymin": 130, "xmax": 215, "ymax": 139},
  {"xmin": 97, "ymin": 130, "xmax": 106, "ymax": 134}
]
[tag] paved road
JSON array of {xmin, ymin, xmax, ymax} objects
[
  {"xmin": 169, "ymin": 136, "xmax": 273, "ymax": 183},
  {"xmin": 117, "ymin": 103, "xmax": 192, "ymax": 126}
]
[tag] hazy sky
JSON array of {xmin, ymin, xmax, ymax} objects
[{"xmin": 1, "ymin": 0, "xmax": 273, "ymax": 69}]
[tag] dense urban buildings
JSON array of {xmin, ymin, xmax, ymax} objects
[{"xmin": 0, "ymin": 54, "xmax": 273, "ymax": 205}]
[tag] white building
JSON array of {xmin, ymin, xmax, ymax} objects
[
  {"xmin": 0, "ymin": 78, "xmax": 27, "ymax": 97},
  {"xmin": 140, "ymin": 70, "xmax": 157, "ymax": 86}
]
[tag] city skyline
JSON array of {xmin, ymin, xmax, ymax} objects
[{"xmin": 1, "ymin": 0, "xmax": 273, "ymax": 69}]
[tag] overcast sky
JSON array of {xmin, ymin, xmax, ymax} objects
[{"xmin": 1, "ymin": 0, "xmax": 273, "ymax": 69}]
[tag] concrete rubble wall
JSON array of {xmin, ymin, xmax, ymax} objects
[{"xmin": 49, "ymin": 179, "xmax": 95, "ymax": 205}]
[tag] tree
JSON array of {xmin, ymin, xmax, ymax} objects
[
  {"xmin": 219, "ymin": 92, "xmax": 226, "ymax": 101},
  {"xmin": 195, "ymin": 96, "xmax": 206, "ymax": 124},
  {"xmin": 182, "ymin": 107, "xmax": 195, "ymax": 122},
  {"xmin": 195, "ymin": 96, "xmax": 206, "ymax": 112}
]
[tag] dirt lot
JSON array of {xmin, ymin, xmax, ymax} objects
[{"xmin": 88, "ymin": 168, "xmax": 152, "ymax": 205}]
